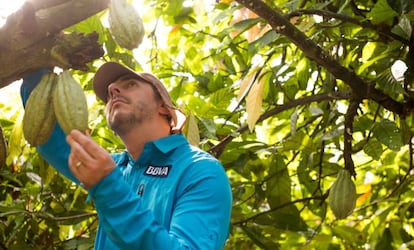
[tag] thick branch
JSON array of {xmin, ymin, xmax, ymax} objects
[
  {"xmin": 285, "ymin": 9, "xmax": 409, "ymax": 45},
  {"xmin": 234, "ymin": 0, "xmax": 413, "ymax": 117},
  {"xmin": 0, "ymin": 0, "xmax": 109, "ymax": 51},
  {"xmin": 0, "ymin": 32, "xmax": 104, "ymax": 87},
  {"xmin": 0, "ymin": 0, "xmax": 109, "ymax": 88},
  {"xmin": 343, "ymin": 97, "xmax": 361, "ymax": 177}
]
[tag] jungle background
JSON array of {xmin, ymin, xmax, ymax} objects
[{"xmin": 1, "ymin": 0, "xmax": 414, "ymax": 249}]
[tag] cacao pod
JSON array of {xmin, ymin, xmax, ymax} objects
[
  {"xmin": 0, "ymin": 124, "xmax": 6, "ymax": 168},
  {"xmin": 53, "ymin": 71, "xmax": 88, "ymax": 135},
  {"xmin": 23, "ymin": 73, "xmax": 57, "ymax": 146},
  {"xmin": 108, "ymin": 0, "xmax": 145, "ymax": 50},
  {"xmin": 328, "ymin": 169, "xmax": 357, "ymax": 219}
]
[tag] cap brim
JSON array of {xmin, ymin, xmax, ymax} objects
[{"xmin": 93, "ymin": 62, "xmax": 139, "ymax": 103}]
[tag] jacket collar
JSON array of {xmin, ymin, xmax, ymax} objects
[
  {"xmin": 151, "ymin": 133, "xmax": 187, "ymax": 154},
  {"xmin": 118, "ymin": 134, "xmax": 188, "ymax": 166}
]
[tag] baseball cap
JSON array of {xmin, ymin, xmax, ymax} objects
[{"xmin": 93, "ymin": 62, "xmax": 186, "ymax": 133}]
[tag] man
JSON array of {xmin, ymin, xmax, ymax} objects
[{"xmin": 21, "ymin": 62, "xmax": 232, "ymax": 249}]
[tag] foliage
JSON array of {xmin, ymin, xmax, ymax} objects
[{"xmin": 1, "ymin": 0, "xmax": 414, "ymax": 249}]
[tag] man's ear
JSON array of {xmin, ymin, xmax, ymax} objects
[{"xmin": 158, "ymin": 102, "xmax": 170, "ymax": 116}]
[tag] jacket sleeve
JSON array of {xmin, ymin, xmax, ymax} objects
[
  {"xmin": 21, "ymin": 70, "xmax": 80, "ymax": 184},
  {"xmin": 88, "ymin": 160, "xmax": 232, "ymax": 250}
]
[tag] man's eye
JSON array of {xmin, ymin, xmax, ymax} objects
[{"xmin": 127, "ymin": 81, "xmax": 137, "ymax": 87}]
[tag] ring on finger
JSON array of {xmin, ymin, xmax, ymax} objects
[{"xmin": 76, "ymin": 161, "xmax": 82, "ymax": 168}]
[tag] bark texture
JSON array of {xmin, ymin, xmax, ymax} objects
[{"xmin": 0, "ymin": 0, "xmax": 109, "ymax": 88}]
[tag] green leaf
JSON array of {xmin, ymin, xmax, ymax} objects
[
  {"xmin": 38, "ymin": 157, "xmax": 56, "ymax": 186},
  {"xmin": 367, "ymin": 0, "xmax": 399, "ymax": 25},
  {"xmin": 184, "ymin": 111, "xmax": 200, "ymax": 147},
  {"xmin": 295, "ymin": 57, "xmax": 311, "ymax": 90},
  {"xmin": 266, "ymin": 155, "xmax": 291, "ymax": 208},
  {"xmin": 363, "ymin": 138, "xmax": 383, "ymax": 160},
  {"xmin": 332, "ymin": 225, "xmax": 365, "ymax": 246},
  {"xmin": 248, "ymin": 30, "xmax": 279, "ymax": 53},
  {"xmin": 6, "ymin": 111, "xmax": 24, "ymax": 166},
  {"xmin": 290, "ymin": 109, "xmax": 299, "ymax": 135},
  {"xmin": 221, "ymin": 18, "xmax": 262, "ymax": 39},
  {"xmin": 283, "ymin": 130, "xmax": 315, "ymax": 155},
  {"xmin": 362, "ymin": 42, "xmax": 377, "ymax": 62},
  {"xmin": 376, "ymin": 68, "xmax": 406, "ymax": 101},
  {"xmin": 241, "ymin": 225, "xmax": 280, "ymax": 249},
  {"xmin": 197, "ymin": 117, "xmax": 218, "ymax": 140},
  {"xmin": 401, "ymin": 119, "xmax": 412, "ymax": 144},
  {"xmin": 391, "ymin": 15, "xmax": 413, "ymax": 40},
  {"xmin": 59, "ymin": 236, "xmax": 95, "ymax": 250},
  {"xmin": 65, "ymin": 15, "xmax": 105, "ymax": 42},
  {"xmin": 267, "ymin": 206, "xmax": 308, "ymax": 231},
  {"xmin": 387, "ymin": 0, "xmax": 414, "ymax": 14},
  {"xmin": 373, "ymin": 119, "xmax": 403, "ymax": 151}
]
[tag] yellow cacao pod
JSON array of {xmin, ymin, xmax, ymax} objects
[
  {"xmin": 0, "ymin": 125, "xmax": 6, "ymax": 169},
  {"xmin": 328, "ymin": 169, "xmax": 357, "ymax": 219},
  {"xmin": 108, "ymin": 0, "xmax": 145, "ymax": 50},
  {"xmin": 23, "ymin": 73, "xmax": 57, "ymax": 146},
  {"xmin": 53, "ymin": 71, "xmax": 88, "ymax": 135}
]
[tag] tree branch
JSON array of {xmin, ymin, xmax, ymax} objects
[
  {"xmin": 37, "ymin": 211, "xmax": 97, "ymax": 222},
  {"xmin": 0, "ymin": 0, "xmax": 109, "ymax": 88},
  {"xmin": 0, "ymin": 32, "xmax": 104, "ymax": 88},
  {"xmin": 343, "ymin": 97, "xmax": 361, "ymax": 177},
  {"xmin": 285, "ymin": 9, "xmax": 409, "ymax": 45},
  {"xmin": 0, "ymin": 0, "xmax": 109, "ymax": 50},
  {"xmin": 232, "ymin": 195, "xmax": 325, "ymax": 226},
  {"xmin": 210, "ymin": 91, "xmax": 350, "ymax": 157},
  {"xmin": 234, "ymin": 0, "xmax": 414, "ymax": 117}
]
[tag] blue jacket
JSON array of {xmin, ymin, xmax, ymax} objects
[{"xmin": 21, "ymin": 71, "xmax": 232, "ymax": 249}]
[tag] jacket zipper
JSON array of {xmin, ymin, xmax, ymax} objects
[{"xmin": 137, "ymin": 184, "xmax": 145, "ymax": 197}]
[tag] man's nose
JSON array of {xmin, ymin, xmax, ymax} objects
[{"xmin": 107, "ymin": 82, "xmax": 121, "ymax": 99}]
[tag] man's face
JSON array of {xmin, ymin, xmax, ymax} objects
[{"xmin": 104, "ymin": 74, "xmax": 161, "ymax": 135}]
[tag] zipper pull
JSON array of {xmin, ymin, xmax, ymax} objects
[{"xmin": 137, "ymin": 184, "xmax": 145, "ymax": 197}]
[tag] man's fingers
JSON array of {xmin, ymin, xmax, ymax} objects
[
  {"xmin": 67, "ymin": 130, "xmax": 104, "ymax": 159},
  {"xmin": 67, "ymin": 130, "xmax": 110, "ymax": 166},
  {"xmin": 66, "ymin": 131, "xmax": 91, "ymax": 164}
]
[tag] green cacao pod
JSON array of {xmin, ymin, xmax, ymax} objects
[
  {"xmin": 328, "ymin": 169, "xmax": 357, "ymax": 219},
  {"xmin": 108, "ymin": 0, "xmax": 145, "ymax": 50},
  {"xmin": 0, "ymin": 124, "xmax": 6, "ymax": 169},
  {"xmin": 23, "ymin": 73, "xmax": 57, "ymax": 146},
  {"xmin": 53, "ymin": 71, "xmax": 88, "ymax": 135}
]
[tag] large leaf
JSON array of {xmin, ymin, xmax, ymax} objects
[
  {"xmin": 266, "ymin": 154, "xmax": 291, "ymax": 208},
  {"xmin": 391, "ymin": 14, "xmax": 413, "ymax": 40},
  {"xmin": 282, "ymin": 130, "xmax": 315, "ymax": 155},
  {"xmin": 363, "ymin": 138, "xmax": 383, "ymax": 161},
  {"xmin": 367, "ymin": 0, "xmax": 399, "ymax": 25},
  {"xmin": 373, "ymin": 119, "xmax": 403, "ymax": 151},
  {"xmin": 6, "ymin": 111, "xmax": 24, "ymax": 166},
  {"xmin": 246, "ymin": 72, "xmax": 266, "ymax": 131},
  {"xmin": 184, "ymin": 111, "xmax": 200, "ymax": 146}
]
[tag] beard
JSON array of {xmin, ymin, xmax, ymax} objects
[
  {"xmin": 106, "ymin": 101, "xmax": 155, "ymax": 136},
  {"xmin": 108, "ymin": 111, "xmax": 142, "ymax": 135}
]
